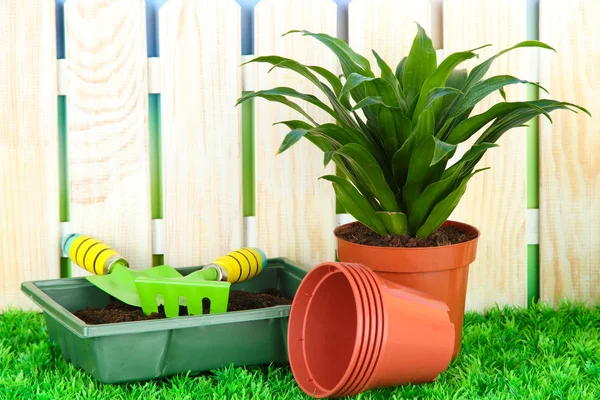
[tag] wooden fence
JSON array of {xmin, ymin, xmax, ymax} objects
[{"xmin": 1, "ymin": 0, "xmax": 598, "ymax": 311}]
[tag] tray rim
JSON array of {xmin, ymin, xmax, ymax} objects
[{"xmin": 21, "ymin": 257, "xmax": 307, "ymax": 338}]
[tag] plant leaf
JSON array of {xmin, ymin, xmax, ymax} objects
[
  {"xmin": 285, "ymin": 30, "xmax": 373, "ymax": 78},
  {"xmin": 402, "ymin": 135, "xmax": 436, "ymax": 212},
  {"xmin": 237, "ymin": 87, "xmax": 344, "ymax": 125},
  {"xmin": 402, "ymin": 23, "xmax": 437, "ymax": 104},
  {"xmin": 431, "ymin": 137, "xmax": 458, "ymax": 165},
  {"xmin": 273, "ymin": 121, "xmax": 380, "ymax": 158},
  {"xmin": 402, "ymin": 135, "xmax": 455, "ymax": 212},
  {"xmin": 276, "ymin": 128, "xmax": 307, "ymax": 154},
  {"xmin": 308, "ymin": 65, "xmax": 352, "ymax": 109},
  {"xmin": 453, "ymin": 75, "xmax": 550, "ymax": 117},
  {"xmin": 334, "ymin": 159, "xmax": 382, "ymax": 210},
  {"xmin": 423, "ymin": 87, "xmax": 464, "ymax": 112},
  {"xmin": 434, "ymin": 41, "xmax": 558, "ymax": 133},
  {"xmin": 441, "ymin": 69, "xmax": 468, "ymax": 99},
  {"xmin": 323, "ymin": 151, "xmax": 335, "ymax": 167},
  {"xmin": 320, "ymin": 175, "xmax": 388, "ymax": 235},
  {"xmin": 306, "ymin": 65, "xmax": 343, "ymax": 95},
  {"xmin": 395, "ymin": 56, "xmax": 407, "ymax": 88},
  {"xmin": 499, "ymin": 87, "xmax": 507, "ymax": 101},
  {"xmin": 392, "ymin": 107, "xmax": 435, "ymax": 188},
  {"xmin": 423, "ymin": 151, "xmax": 454, "ymax": 188},
  {"xmin": 412, "ymin": 48, "xmax": 482, "ymax": 119},
  {"xmin": 453, "ymin": 143, "xmax": 499, "ymax": 165},
  {"xmin": 476, "ymin": 100, "xmax": 587, "ymax": 147},
  {"xmin": 406, "ymin": 93, "xmax": 421, "ymax": 120},
  {"xmin": 372, "ymin": 50, "xmax": 407, "ymax": 109},
  {"xmin": 407, "ymin": 166, "xmax": 461, "ymax": 234},
  {"xmin": 274, "ymin": 120, "xmax": 313, "ymax": 130},
  {"xmin": 340, "ymin": 74, "xmax": 399, "ymax": 108},
  {"xmin": 335, "ymin": 143, "xmax": 400, "ymax": 211},
  {"xmin": 416, "ymin": 168, "xmax": 489, "ymax": 238},
  {"xmin": 460, "ymin": 100, "xmax": 589, "ymax": 171},
  {"xmin": 375, "ymin": 211, "xmax": 408, "ymax": 235},
  {"xmin": 436, "ymin": 69, "xmax": 469, "ymax": 129},
  {"xmin": 274, "ymin": 120, "xmax": 333, "ymax": 153},
  {"xmin": 532, "ymin": 99, "xmax": 591, "ymax": 116},
  {"xmin": 236, "ymin": 92, "xmax": 318, "ymax": 125},
  {"xmin": 377, "ymin": 106, "xmax": 412, "ymax": 158},
  {"xmin": 350, "ymin": 96, "xmax": 395, "ymax": 111},
  {"xmin": 242, "ymin": 56, "xmax": 357, "ymax": 127},
  {"xmin": 353, "ymin": 109, "xmax": 383, "ymax": 150},
  {"xmin": 309, "ymin": 123, "xmax": 382, "ymax": 163},
  {"xmin": 465, "ymin": 41, "xmax": 556, "ymax": 91},
  {"xmin": 441, "ymin": 142, "xmax": 499, "ymax": 181},
  {"xmin": 445, "ymin": 101, "xmax": 552, "ymax": 144}
]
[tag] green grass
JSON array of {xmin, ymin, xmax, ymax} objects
[{"xmin": 1, "ymin": 302, "xmax": 599, "ymax": 399}]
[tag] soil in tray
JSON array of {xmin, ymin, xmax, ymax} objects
[
  {"xmin": 336, "ymin": 222, "xmax": 477, "ymax": 248},
  {"xmin": 75, "ymin": 288, "xmax": 292, "ymax": 325}
]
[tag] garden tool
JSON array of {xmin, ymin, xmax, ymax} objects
[{"xmin": 61, "ymin": 234, "xmax": 267, "ymax": 317}]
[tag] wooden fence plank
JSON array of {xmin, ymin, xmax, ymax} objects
[
  {"xmin": 0, "ymin": 0, "xmax": 59, "ymax": 309},
  {"xmin": 159, "ymin": 0, "xmax": 243, "ymax": 266},
  {"xmin": 348, "ymin": 0, "xmax": 432, "ymax": 67},
  {"xmin": 254, "ymin": 0, "xmax": 337, "ymax": 268},
  {"xmin": 539, "ymin": 0, "xmax": 600, "ymax": 304},
  {"xmin": 444, "ymin": 0, "xmax": 528, "ymax": 310},
  {"xmin": 65, "ymin": 0, "xmax": 152, "ymax": 274}
]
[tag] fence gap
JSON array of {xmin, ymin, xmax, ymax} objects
[
  {"xmin": 526, "ymin": 0, "xmax": 540, "ymax": 305},
  {"xmin": 242, "ymin": 97, "xmax": 256, "ymax": 218}
]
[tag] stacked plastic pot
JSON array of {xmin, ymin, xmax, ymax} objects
[{"xmin": 287, "ymin": 262, "xmax": 456, "ymax": 398}]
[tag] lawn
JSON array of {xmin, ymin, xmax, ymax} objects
[{"xmin": 1, "ymin": 301, "xmax": 599, "ymax": 399}]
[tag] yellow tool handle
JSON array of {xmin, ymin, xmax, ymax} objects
[
  {"xmin": 61, "ymin": 234, "xmax": 128, "ymax": 275},
  {"xmin": 211, "ymin": 248, "xmax": 267, "ymax": 284}
]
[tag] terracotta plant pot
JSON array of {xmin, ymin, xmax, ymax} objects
[
  {"xmin": 288, "ymin": 262, "xmax": 454, "ymax": 398},
  {"xmin": 335, "ymin": 220, "xmax": 480, "ymax": 359}
]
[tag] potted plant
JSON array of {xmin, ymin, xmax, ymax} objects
[{"xmin": 237, "ymin": 25, "xmax": 589, "ymax": 358}]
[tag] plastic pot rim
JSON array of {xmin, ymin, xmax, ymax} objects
[
  {"xmin": 334, "ymin": 220, "xmax": 480, "ymax": 252},
  {"xmin": 337, "ymin": 263, "xmax": 385, "ymax": 397},
  {"xmin": 334, "ymin": 263, "xmax": 379, "ymax": 397},
  {"xmin": 302, "ymin": 268, "xmax": 365, "ymax": 396}
]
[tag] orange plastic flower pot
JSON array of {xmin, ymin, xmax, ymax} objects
[
  {"xmin": 290, "ymin": 263, "xmax": 365, "ymax": 397},
  {"xmin": 288, "ymin": 262, "xmax": 454, "ymax": 398},
  {"xmin": 335, "ymin": 220, "xmax": 480, "ymax": 359}
]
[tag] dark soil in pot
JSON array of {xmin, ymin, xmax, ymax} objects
[
  {"xmin": 75, "ymin": 288, "xmax": 292, "ymax": 325},
  {"xmin": 336, "ymin": 222, "xmax": 476, "ymax": 248}
]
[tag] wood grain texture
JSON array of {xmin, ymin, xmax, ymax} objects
[
  {"xmin": 444, "ymin": 0, "xmax": 528, "ymax": 310},
  {"xmin": 159, "ymin": 0, "xmax": 243, "ymax": 267},
  {"xmin": 539, "ymin": 0, "xmax": 600, "ymax": 304},
  {"xmin": 65, "ymin": 0, "xmax": 152, "ymax": 274},
  {"xmin": 348, "ymin": 0, "xmax": 432, "ymax": 67},
  {"xmin": 254, "ymin": 0, "xmax": 337, "ymax": 268},
  {"xmin": 0, "ymin": 0, "xmax": 59, "ymax": 309}
]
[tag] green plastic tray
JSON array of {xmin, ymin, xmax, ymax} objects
[{"xmin": 21, "ymin": 258, "xmax": 306, "ymax": 384}]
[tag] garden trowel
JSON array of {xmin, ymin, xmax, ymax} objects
[{"xmin": 61, "ymin": 234, "xmax": 267, "ymax": 317}]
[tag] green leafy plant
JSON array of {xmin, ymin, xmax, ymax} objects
[{"xmin": 237, "ymin": 25, "xmax": 590, "ymax": 239}]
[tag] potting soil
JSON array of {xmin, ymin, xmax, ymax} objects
[
  {"xmin": 336, "ymin": 223, "xmax": 476, "ymax": 247},
  {"xmin": 75, "ymin": 288, "xmax": 292, "ymax": 324}
]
